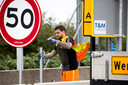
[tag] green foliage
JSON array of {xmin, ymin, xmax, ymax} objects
[
  {"xmin": 36, "ymin": 25, "xmax": 55, "ymax": 52},
  {"xmin": 0, "ymin": 37, "xmax": 16, "ymax": 59},
  {"xmin": 0, "ymin": 55, "xmax": 16, "ymax": 70},
  {"xmin": 24, "ymin": 53, "xmax": 40, "ymax": 69},
  {"xmin": 46, "ymin": 54, "xmax": 61, "ymax": 68},
  {"xmin": 0, "ymin": 52, "xmax": 91, "ymax": 70},
  {"xmin": 122, "ymin": 38, "xmax": 126, "ymax": 51},
  {"xmin": 81, "ymin": 53, "xmax": 90, "ymax": 66},
  {"xmin": 0, "ymin": 12, "xmax": 77, "ymax": 70}
]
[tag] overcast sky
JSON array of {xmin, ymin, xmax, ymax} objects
[
  {"xmin": 0, "ymin": 0, "xmax": 76, "ymax": 24},
  {"xmin": 37, "ymin": 0, "xmax": 76, "ymax": 24}
]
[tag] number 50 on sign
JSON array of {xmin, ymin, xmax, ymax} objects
[{"xmin": 0, "ymin": 0, "xmax": 42, "ymax": 48}]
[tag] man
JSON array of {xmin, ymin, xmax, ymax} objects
[{"xmin": 45, "ymin": 25, "xmax": 79, "ymax": 81}]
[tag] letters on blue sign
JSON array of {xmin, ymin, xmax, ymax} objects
[{"xmin": 95, "ymin": 23, "xmax": 106, "ymax": 28}]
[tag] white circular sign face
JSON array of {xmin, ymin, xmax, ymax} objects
[
  {"xmin": 4, "ymin": 0, "xmax": 34, "ymax": 39},
  {"xmin": 0, "ymin": 0, "xmax": 42, "ymax": 47}
]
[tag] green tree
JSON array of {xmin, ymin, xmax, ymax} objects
[
  {"xmin": 0, "ymin": 12, "xmax": 77, "ymax": 70},
  {"xmin": 0, "ymin": 36, "xmax": 16, "ymax": 59}
]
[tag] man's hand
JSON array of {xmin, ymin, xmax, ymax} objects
[{"xmin": 48, "ymin": 38, "xmax": 58, "ymax": 44}]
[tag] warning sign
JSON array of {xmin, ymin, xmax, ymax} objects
[
  {"xmin": 111, "ymin": 56, "xmax": 128, "ymax": 75},
  {"xmin": 83, "ymin": 0, "xmax": 94, "ymax": 36}
]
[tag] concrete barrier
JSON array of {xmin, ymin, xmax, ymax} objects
[
  {"xmin": 15, "ymin": 80, "xmax": 90, "ymax": 85},
  {"xmin": 35, "ymin": 80, "xmax": 90, "ymax": 85},
  {"xmin": 0, "ymin": 66, "xmax": 90, "ymax": 84}
]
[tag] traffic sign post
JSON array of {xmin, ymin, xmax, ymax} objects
[
  {"xmin": 19, "ymin": 48, "xmax": 23, "ymax": 84},
  {"xmin": 40, "ymin": 47, "xmax": 43, "ymax": 83},
  {"xmin": 0, "ymin": 0, "xmax": 42, "ymax": 84}
]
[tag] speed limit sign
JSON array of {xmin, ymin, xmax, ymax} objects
[{"xmin": 0, "ymin": 0, "xmax": 42, "ymax": 48}]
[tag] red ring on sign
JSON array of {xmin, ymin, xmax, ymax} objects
[{"xmin": 0, "ymin": 0, "xmax": 42, "ymax": 48}]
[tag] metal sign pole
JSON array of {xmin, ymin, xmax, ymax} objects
[
  {"xmin": 127, "ymin": 0, "xmax": 128, "ymax": 52},
  {"xmin": 40, "ymin": 47, "xmax": 43, "ymax": 83},
  {"xmin": 90, "ymin": 37, "xmax": 95, "ymax": 85},
  {"xmin": 98, "ymin": 37, "xmax": 101, "ymax": 51},
  {"xmin": 119, "ymin": 0, "xmax": 123, "ymax": 51},
  {"xmin": 17, "ymin": 48, "xmax": 23, "ymax": 70},
  {"xmin": 19, "ymin": 48, "xmax": 23, "ymax": 85}
]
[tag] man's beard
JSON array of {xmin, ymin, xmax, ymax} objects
[{"xmin": 59, "ymin": 35, "xmax": 63, "ymax": 41}]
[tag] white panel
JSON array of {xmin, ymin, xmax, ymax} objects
[{"xmin": 92, "ymin": 51, "xmax": 128, "ymax": 81}]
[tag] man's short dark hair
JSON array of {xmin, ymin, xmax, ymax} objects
[{"xmin": 55, "ymin": 25, "xmax": 66, "ymax": 33}]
